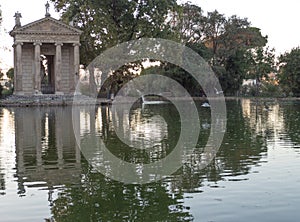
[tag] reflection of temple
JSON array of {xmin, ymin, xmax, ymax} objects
[
  {"xmin": 14, "ymin": 107, "xmax": 81, "ymax": 197},
  {"xmin": 241, "ymin": 99, "xmax": 284, "ymax": 136}
]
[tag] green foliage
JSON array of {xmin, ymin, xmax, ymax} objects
[
  {"xmin": 186, "ymin": 41, "xmax": 213, "ymax": 61},
  {"xmin": 141, "ymin": 62, "xmax": 204, "ymax": 97},
  {"xmin": 50, "ymin": 0, "xmax": 277, "ymax": 97},
  {"xmin": 240, "ymin": 82, "xmax": 282, "ymax": 97},
  {"xmin": 50, "ymin": 0, "xmax": 177, "ymax": 66},
  {"xmin": 50, "ymin": 0, "xmax": 178, "ymax": 96},
  {"xmin": 246, "ymin": 47, "xmax": 275, "ymax": 80},
  {"xmin": 0, "ymin": 68, "xmax": 15, "ymax": 96},
  {"xmin": 242, "ymin": 46, "xmax": 276, "ymax": 96},
  {"xmin": 171, "ymin": 3, "xmax": 205, "ymax": 43},
  {"xmin": 204, "ymin": 12, "xmax": 269, "ymax": 95},
  {"xmin": 6, "ymin": 68, "xmax": 14, "ymax": 80},
  {"xmin": 278, "ymin": 47, "xmax": 300, "ymax": 96},
  {"xmin": 1, "ymin": 88, "xmax": 13, "ymax": 96},
  {"xmin": 221, "ymin": 50, "xmax": 248, "ymax": 95}
]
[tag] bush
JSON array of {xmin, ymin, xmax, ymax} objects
[{"xmin": 1, "ymin": 88, "xmax": 13, "ymax": 96}]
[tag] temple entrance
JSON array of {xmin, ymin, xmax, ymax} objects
[{"xmin": 41, "ymin": 55, "xmax": 55, "ymax": 94}]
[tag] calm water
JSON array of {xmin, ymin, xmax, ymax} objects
[{"xmin": 0, "ymin": 99, "xmax": 300, "ymax": 221}]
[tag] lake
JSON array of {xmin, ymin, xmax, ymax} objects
[{"xmin": 0, "ymin": 99, "xmax": 300, "ymax": 221}]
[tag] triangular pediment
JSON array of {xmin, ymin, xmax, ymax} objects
[{"xmin": 11, "ymin": 17, "xmax": 82, "ymax": 35}]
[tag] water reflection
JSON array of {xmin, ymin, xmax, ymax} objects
[{"xmin": 0, "ymin": 99, "xmax": 300, "ymax": 221}]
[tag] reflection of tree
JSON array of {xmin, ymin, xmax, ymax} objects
[
  {"xmin": 95, "ymin": 104, "xmax": 181, "ymax": 164},
  {"xmin": 174, "ymin": 100, "xmax": 267, "ymax": 192},
  {"xmin": 51, "ymin": 161, "xmax": 193, "ymax": 221},
  {"xmin": 281, "ymin": 101, "xmax": 300, "ymax": 146},
  {"xmin": 7, "ymin": 100, "xmax": 273, "ymax": 220},
  {"xmin": 80, "ymin": 101, "xmax": 268, "ymax": 194},
  {"xmin": 49, "ymin": 105, "xmax": 192, "ymax": 221},
  {"xmin": 218, "ymin": 101, "xmax": 266, "ymax": 171},
  {"xmin": 58, "ymin": 101, "xmax": 269, "ymax": 221}
]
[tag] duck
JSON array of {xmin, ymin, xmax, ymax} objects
[{"xmin": 201, "ymin": 102, "xmax": 210, "ymax": 108}]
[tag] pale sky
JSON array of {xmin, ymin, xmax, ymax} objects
[
  {"xmin": 1, "ymin": 0, "xmax": 300, "ymax": 71},
  {"xmin": 191, "ymin": 0, "xmax": 300, "ymax": 55}
]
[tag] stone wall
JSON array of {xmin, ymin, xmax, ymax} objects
[
  {"xmin": 17, "ymin": 44, "xmax": 77, "ymax": 95},
  {"xmin": 21, "ymin": 44, "xmax": 34, "ymax": 94},
  {"xmin": 61, "ymin": 46, "xmax": 70, "ymax": 93}
]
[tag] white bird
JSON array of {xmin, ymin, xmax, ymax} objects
[
  {"xmin": 201, "ymin": 102, "xmax": 210, "ymax": 107},
  {"xmin": 214, "ymin": 87, "xmax": 223, "ymax": 95},
  {"xmin": 201, "ymin": 122, "xmax": 211, "ymax": 129}
]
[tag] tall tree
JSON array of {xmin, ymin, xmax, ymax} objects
[
  {"xmin": 50, "ymin": 0, "xmax": 177, "ymax": 65},
  {"xmin": 202, "ymin": 10, "xmax": 226, "ymax": 64},
  {"xmin": 278, "ymin": 47, "xmax": 300, "ymax": 96},
  {"xmin": 202, "ymin": 12, "xmax": 268, "ymax": 94},
  {"xmin": 246, "ymin": 46, "xmax": 275, "ymax": 95},
  {"xmin": 50, "ymin": 0, "xmax": 178, "ymax": 96},
  {"xmin": 169, "ymin": 3, "xmax": 205, "ymax": 44}
]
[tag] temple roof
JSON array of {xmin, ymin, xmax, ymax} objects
[{"xmin": 10, "ymin": 16, "xmax": 83, "ymax": 37}]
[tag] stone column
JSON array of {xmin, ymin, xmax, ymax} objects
[
  {"xmin": 14, "ymin": 42, "xmax": 24, "ymax": 95},
  {"xmin": 55, "ymin": 42, "xmax": 63, "ymax": 95},
  {"xmin": 73, "ymin": 43, "xmax": 80, "ymax": 94},
  {"xmin": 34, "ymin": 42, "xmax": 42, "ymax": 94}
]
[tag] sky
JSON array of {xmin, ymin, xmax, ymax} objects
[
  {"xmin": 1, "ymin": 0, "xmax": 300, "ymax": 72},
  {"xmin": 190, "ymin": 0, "xmax": 300, "ymax": 55}
]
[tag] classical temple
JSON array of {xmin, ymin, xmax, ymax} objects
[{"xmin": 9, "ymin": 3, "xmax": 82, "ymax": 95}]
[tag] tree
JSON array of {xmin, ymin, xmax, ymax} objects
[
  {"xmin": 278, "ymin": 47, "xmax": 300, "ymax": 96},
  {"xmin": 245, "ymin": 46, "xmax": 275, "ymax": 96},
  {"xmin": 202, "ymin": 10, "xmax": 226, "ymax": 64},
  {"xmin": 50, "ymin": 0, "xmax": 177, "ymax": 66},
  {"xmin": 50, "ymin": 0, "xmax": 178, "ymax": 96},
  {"xmin": 169, "ymin": 3, "xmax": 205, "ymax": 44},
  {"xmin": 6, "ymin": 68, "xmax": 14, "ymax": 81},
  {"xmin": 204, "ymin": 13, "xmax": 268, "ymax": 95}
]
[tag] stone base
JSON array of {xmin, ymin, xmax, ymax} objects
[
  {"xmin": 74, "ymin": 91, "xmax": 82, "ymax": 96},
  {"xmin": 55, "ymin": 91, "xmax": 64, "ymax": 95},
  {"xmin": 14, "ymin": 91, "xmax": 25, "ymax": 96},
  {"xmin": 34, "ymin": 90, "xmax": 42, "ymax": 95}
]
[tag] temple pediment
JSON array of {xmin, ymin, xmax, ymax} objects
[{"xmin": 10, "ymin": 17, "xmax": 82, "ymax": 36}]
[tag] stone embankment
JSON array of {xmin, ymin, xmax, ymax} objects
[{"xmin": 0, "ymin": 95, "xmax": 112, "ymax": 107}]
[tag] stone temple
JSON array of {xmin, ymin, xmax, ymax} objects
[{"xmin": 9, "ymin": 6, "xmax": 82, "ymax": 95}]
